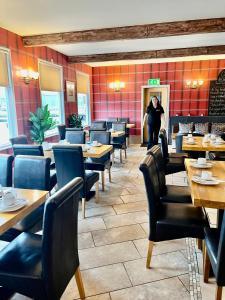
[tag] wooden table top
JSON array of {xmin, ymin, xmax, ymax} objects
[
  {"xmin": 0, "ymin": 188, "xmax": 48, "ymax": 235},
  {"xmin": 111, "ymin": 131, "xmax": 125, "ymax": 137},
  {"xmin": 126, "ymin": 123, "xmax": 135, "ymax": 129},
  {"xmin": 44, "ymin": 144, "xmax": 113, "ymax": 159},
  {"xmin": 182, "ymin": 136, "xmax": 225, "ymax": 152},
  {"xmin": 185, "ymin": 158, "xmax": 225, "ymax": 209}
]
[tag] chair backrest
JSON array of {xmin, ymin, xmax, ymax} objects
[
  {"xmin": 66, "ymin": 127, "xmax": 83, "ymax": 132},
  {"xmin": 175, "ymin": 134, "xmax": 187, "ymax": 153},
  {"xmin": 42, "ymin": 177, "xmax": 83, "ymax": 299},
  {"xmin": 13, "ymin": 144, "xmax": 44, "ymax": 157},
  {"xmin": 65, "ymin": 131, "xmax": 86, "ymax": 144},
  {"xmin": 216, "ymin": 213, "xmax": 225, "ymax": 284},
  {"xmin": 90, "ymin": 121, "xmax": 106, "ymax": 130},
  {"xmin": 159, "ymin": 129, "xmax": 169, "ymax": 160},
  {"xmin": 53, "ymin": 145, "xmax": 85, "ymax": 189},
  {"xmin": 112, "ymin": 122, "xmax": 126, "ymax": 132},
  {"xmin": 0, "ymin": 155, "xmax": 14, "ymax": 187},
  {"xmin": 90, "ymin": 131, "xmax": 111, "ymax": 145},
  {"xmin": 119, "ymin": 117, "xmax": 129, "ymax": 123},
  {"xmin": 10, "ymin": 135, "xmax": 28, "ymax": 145},
  {"xmin": 14, "ymin": 155, "xmax": 51, "ymax": 191},
  {"xmin": 147, "ymin": 145, "xmax": 166, "ymax": 192},
  {"xmin": 139, "ymin": 154, "xmax": 161, "ymax": 241},
  {"xmin": 57, "ymin": 125, "xmax": 66, "ymax": 140}
]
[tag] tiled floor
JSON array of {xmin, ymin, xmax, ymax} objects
[{"xmin": 0, "ymin": 145, "xmax": 221, "ymax": 299}]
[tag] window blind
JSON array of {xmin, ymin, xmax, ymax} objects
[
  {"xmin": 76, "ymin": 72, "xmax": 89, "ymax": 94},
  {"xmin": 0, "ymin": 51, "xmax": 9, "ymax": 87},
  {"xmin": 39, "ymin": 62, "xmax": 62, "ymax": 92}
]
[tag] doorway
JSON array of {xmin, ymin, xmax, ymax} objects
[{"xmin": 141, "ymin": 85, "xmax": 170, "ymax": 145}]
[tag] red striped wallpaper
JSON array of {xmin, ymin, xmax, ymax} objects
[
  {"xmin": 0, "ymin": 27, "xmax": 92, "ymax": 146},
  {"xmin": 92, "ymin": 60, "xmax": 225, "ymax": 135}
]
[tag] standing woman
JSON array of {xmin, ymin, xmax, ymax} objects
[{"xmin": 144, "ymin": 96, "xmax": 165, "ymax": 149}]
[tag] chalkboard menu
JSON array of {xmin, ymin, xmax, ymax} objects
[{"xmin": 208, "ymin": 69, "xmax": 225, "ymax": 116}]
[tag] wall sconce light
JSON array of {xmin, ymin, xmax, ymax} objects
[
  {"xmin": 186, "ymin": 80, "xmax": 204, "ymax": 89},
  {"xmin": 17, "ymin": 69, "xmax": 39, "ymax": 84},
  {"xmin": 109, "ymin": 81, "xmax": 125, "ymax": 92}
]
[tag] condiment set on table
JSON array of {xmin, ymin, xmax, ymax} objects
[
  {"xmin": 185, "ymin": 133, "xmax": 195, "ymax": 144},
  {"xmin": 0, "ymin": 186, "xmax": 27, "ymax": 212}
]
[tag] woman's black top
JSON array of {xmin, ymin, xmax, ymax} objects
[{"xmin": 146, "ymin": 105, "xmax": 164, "ymax": 124}]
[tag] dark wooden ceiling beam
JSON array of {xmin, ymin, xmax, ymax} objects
[
  {"xmin": 23, "ymin": 18, "xmax": 225, "ymax": 46},
  {"xmin": 67, "ymin": 45, "xmax": 225, "ymax": 63}
]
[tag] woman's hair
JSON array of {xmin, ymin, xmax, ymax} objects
[{"xmin": 149, "ymin": 95, "xmax": 161, "ymax": 108}]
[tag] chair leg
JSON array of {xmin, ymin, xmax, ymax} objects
[
  {"xmin": 197, "ymin": 238, "xmax": 202, "ymax": 251},
  {"xmin": 216, "ymin": 286, "xmax": 223, "ymax": 300},
  {"xmin": 203, "ymin": 246, "xmax": 210, "ymax": 283},
  {"xmin": 75, "ymin": 267, "xmax": 85, "ymax": 299},
  {"xmin": 120, "ymin": 149, "xmax": 123, "ymax": 163},
  {"xmin": 146, "ymin": 240, "xmax": 154, "ymax": 269},
  {"xmin": 108, "ymin": 167, "xmax": 112, "ymax": 182},
  {"xmin": 95, "ymin": 181, "xmax": 99, "ymax": 203},
  {"xmin": 82, "ymin": 198, "xmax": 86, "ymax": 219},
  {"xmin": 101, "ymin": 171, "xmax": 105, "ymax": 191},
  {"xmin": 112, "ymin": 152, "xmax": 115, "ymax": 165},
  {"xmin": 124, "ymin": 148, "xmax": 127, "ymax": 159}
]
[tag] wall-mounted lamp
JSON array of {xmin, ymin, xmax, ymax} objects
[
  {"xmin": 186, "ymin": 79, "xmax": 204, "ymax": 89},
  {"xmin": 109, "ymin": 81, "xmax": 125, "ymax": 92},
  {"xmin": 17, "ymin": 69, "xmax": 39, "ymax": 84}
]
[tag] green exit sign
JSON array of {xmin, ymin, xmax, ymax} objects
[{"xmin": 148, "ymin": 78, "xmax": 160, "ymax": 86}]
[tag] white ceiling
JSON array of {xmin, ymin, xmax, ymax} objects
[{"xmin": 1, "ymin": 0, "xmax": 225, "ymax": 65}]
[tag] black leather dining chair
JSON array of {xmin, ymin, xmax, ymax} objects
[
  {"xmin": 147, "ymin": 145, "xmax": 192, "ymax": 204},
  {"xmin": 139, "ymin": 154, "xmax": 209, "ymax": 269},
  {"xmin": 0, "ymin": 155, "xmax": 52, "ymax": 242},
  {"xmin": 159, "ymin": 129, "xmax": 186, "ymax": 174},
  {"xmin": 204, "ymin": 213, "xmax": 225, "ymax": 300},
  {"xmin": 0, "ymin": 177, "xmax": 85, "ymax": 300},
  {"xmin": 111, "ymin": 122, "xmax": 127, "ymax": 163},
  {"xmin": 119, "ymin": 117, "xmax": 130, "ymax": 145},
  {"xmin": 12, "ymin": 144, "xmax": 57, "ymax": 190},
  {"xmin": 85, "ymin": 131, "xmax": 112, "ymax": 191},
  {"xmin": 66, "ymin": 130, "xmax": 86, "ymax": 144},
  {"xmin": 0, "ymin": 154, "xmax": 14, "ymax": 187},
  {"xmin": 10, "ymin": 135, "xmax": 28, "ymax": 145},
  {"xmin": 53, "ymin": 145, "xmax": 99, "ymax": 218},
  {"xmin": 90, "ymin": 121, "xmax": 107, "ymax": 131},
  {"xmin": 57, "ymin": 124, "xmax": 66, "ymax": 140}
]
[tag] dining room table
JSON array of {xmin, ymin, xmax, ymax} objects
[
  {"xmin": 110, "ymin": 131, "xmax": 125, "ymax": 137},
  {"xmin": 182, "ymin": 136, "xmax": 225, "ymax": 152},
  {"xmin": 0, "ymin": 188, "xmax": 48, "ymax": 235},
  {"xmin": 126, "ymin": 123, "xmax": 135, "ymax": 129},
  {"xmin": 185, "ymin": 158, "xmax": 225, "ymax": 228}
]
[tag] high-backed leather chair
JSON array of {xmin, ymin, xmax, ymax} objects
[
  {"xmin": 85, "ymin": 131, "xmax": 112, "ymax": 191},
  {"xmin": 66, "ymin": 130, "xmax": 86, "ymax": 144},
  {"xmin": 147, "ymin": 146, "xmax": 191, "ymax": 203},
  {"xmin": 0, "ymin": 177, "xmax": 85, "ymax": 300},
  {"xmin": 106, "ymin": 119, "xmax": 118, "ymax": 130},
  {"xmin": 204, "ymin": 213, "xmax": 225, "ymax": 300},
  {"xmin": 111, "ymin": 122, "xmax": 127, "ymax": 163},
  {"xmin": 139, "ymin": 154, "xmax": 209, "ymax": 269},
  {"xmin": 0, "ymin": 155, "xmax": 14, "ymax": 187},
  {"xmin": 12, "ymin": 145, "xmax": 57, "ymax": 190},
  {"xmin": 53, "ymin": 145, "xmax": 99, "ymax": 218},
  {"xmin": 118, "ymin": 118, "xmax": 130, "ymax": 145},
  {"xmin": 90, "ymin": 121, "xmax": 106, "ymax": 131},
  {"xmin": 1, "ymin": 156, "xmax": 52, "ymax": 242},
  {"xmin": 159, "ymin": 129, "xmax": 186, "ymax": 174},
  {"xmin": 10, "ymin": 135, "xmax": 28, "ymax": 145},
  {"xmin": 57, "ymin": 124, "xmax": 66, "ymax": 140}
]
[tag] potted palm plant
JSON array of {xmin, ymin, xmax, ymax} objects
[
  {"xmin": 29, "ymin": 105, "xmax": 56, "ymax": 144},
  {"xmin": 68, "ymin": 113, "xmax": 83, "ymax": 128}
]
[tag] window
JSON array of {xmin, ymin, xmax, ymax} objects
[
  {"xmin": 39, "ymin": 60, "xmax": 64, "ymax": 136},
  {"xmin": 0, "ymin": 49, "xmax": 17, "ymax": 147},
  {"xmin": 76, "ymin": 71, "xmax": 91, "ymax": 126}
]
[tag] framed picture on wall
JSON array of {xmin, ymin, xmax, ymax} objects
[{"xmin": 66, "ymin": 81, "xmax": 76, "ymax": 102}]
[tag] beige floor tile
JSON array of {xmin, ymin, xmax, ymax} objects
[
  {"xmin": 140, "ymin": 222, "xmax": 149, "ymax": 234},
  {"xmin": 79, "ymin": 241, "xmax": 140, "ymax": 270},
  {"xmin": 113, "ymin": 201, "xmax": 148, "ymax": 214},
  {"xmin": 79, "ymin": 206, "xmax": 116, "ymax": 219},
  {"xmin": 78, "ymin": 217, "xmax": 106, "ymax": 233},
  {"xmin": 85, "ymin": 294, "xmax": 111, "ymax": 300},
  {"xmin": 76, "ymin": 264, "xmax": 132, "ymax": 298},
  {"xmin": 103, "ymin": 211, "xmax": 148, "ymax": 228},
  {"xmin": 78, "ymin": 232, "xmax": 94, "ymax": 250},
  {"xmin": 124, "ymin": 251, "xmax": 188, "ymax": 285},
  {"xmin": 178, "ymin": 273, "xmax": 190, "ymax": 292},
  {"xmin": 121, "ymin": 193, "xmax": 147, "ymax": 203},
  {"xmin": 134, "ymin": 238, "xmax": 186, "ymax": 257},
  {"xmin": 110, "ymin": 277, "xmax": 190, "ymax": 300},
  {"xmin": 86, "ymin": 196, "xmax": 123, "ymax": 208},
  {"xmin": 92, "ymin": 224, "xmax": 146, "ymax": 246}
]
